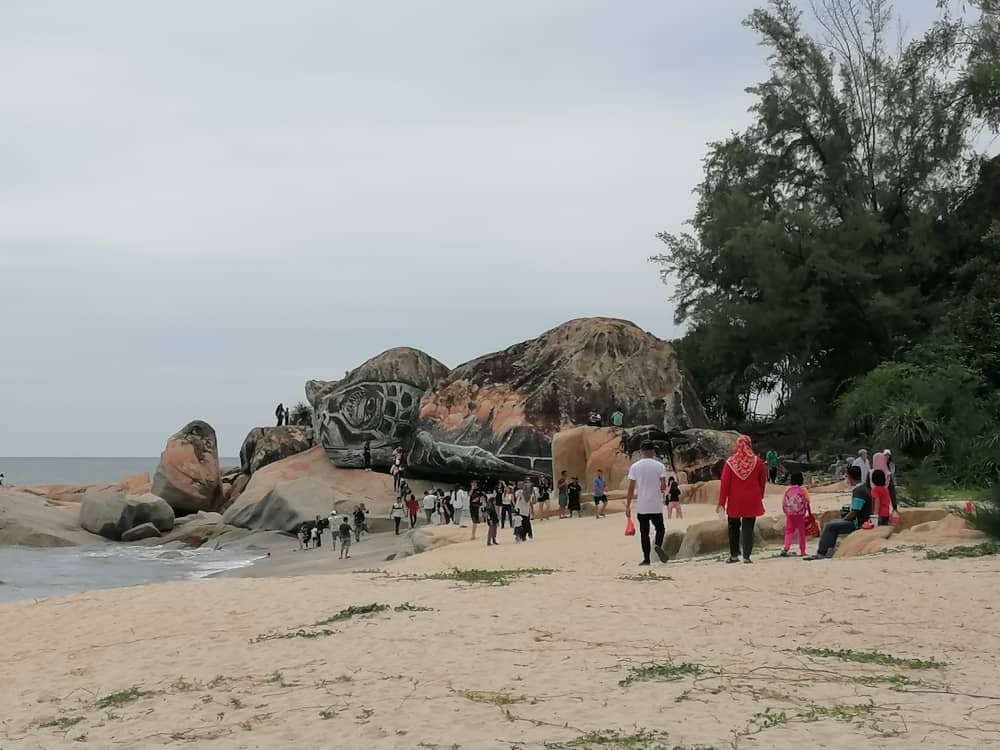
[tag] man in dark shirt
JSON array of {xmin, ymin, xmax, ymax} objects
[{"xmin": 807, "ymin": 466, "xmax": 872, "ymax": 559}]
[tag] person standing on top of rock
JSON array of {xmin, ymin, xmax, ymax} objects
[
  {"xmin": 275, "ymin": 403, "xmax": 285, "ymax": 427},
  {"xmin": 717, "ymin": 435, "xmax": 767, "ymax": 564},
  {"xmin": 625, "ymin": 441, "xmax": 670, "ymax": 566},
  {"xmin": 391, "ymin": 447, "xmax": 404, "ymax": 491},
  {"xmin": 363, "ymin": 441, "xmax": 372, "ymax": 471},
  {"xmin": 765, "ymin": 448, "xmax": 779, "ymax": 483}
]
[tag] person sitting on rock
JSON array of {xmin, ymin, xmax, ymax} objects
[{"xmin": 806, "ymin": 465, "xmax": 872, "ymax": 560}]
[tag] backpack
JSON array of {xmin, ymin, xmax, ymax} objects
[{"xmin": 783, "ymin": 487, "xmax": 808, "ymax": 517}]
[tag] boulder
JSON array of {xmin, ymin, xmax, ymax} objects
[
  {"xmin": 675, "ymin": 519, "xmax": 731, "ymax": 559},
  {"xmin": 671, "ymin": 429, "xmax": 740, "ymax": 483},
  {"xmin": 239, "ymin": 426, "xmax": 313, "ymax": 476},
  {"xmin": 151, "ymin": 420, "xmax": 223, "ymax": 514},
  {"xmin": 662, "ymin": 529, "xmax": 685, "ymax": 558},
  {"xmin": 121, "ymin": 522, "xmax": 162, "ymax": 542},
  {"xmin": 223, "ymin": 446, "xmax": 397, "ymax": 529},
  {"xmin": 893, "ymin": 507, "xmax": 950, "ymax": 531},
  {"xmin": 551, "ymin": 426, "xmax": 633, "ymax": 495},
  {"xmin": 80, "ymin": 489, "xmax": 175, "ymax": 541},
  {"xmin": 890, "ymin": 514, "xmax": 985, "ymax": 547},
  {"xmin": 222, "ymin": 477, "xmax": 337, "ymax": 533},
  {"xmin": 681, "ymin": 481, "xmax": 722, "ymax": 505},
  {"xmin": 411, "ymin": 318, "xmax": 708, "ymax": 479},
  {"xmin": 119, "ymin": 473, "xmax": 152, "ymax": 496},
  {"xmin": 0, "ymin": 488, "xmax": 100, "ymax": 547},
  {"xmin": 833, "ymin": 526, "xmax": 895, "ymax": 558}
]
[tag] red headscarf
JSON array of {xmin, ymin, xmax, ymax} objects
[{"xmin": 727, "ymin": 435, "xmax": 758, "ymax": 481}]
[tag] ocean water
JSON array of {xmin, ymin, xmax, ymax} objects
[
  {"xmin": 0, "ymin": 457, "xmax": 254, "ymax": 605},
  {"xmin": 0, "ymin": 457, "xmax": 241, "ymax": 487},
  {"xmin": 0, "ymin": 545, "xmax": 263, "ymax": 605}
]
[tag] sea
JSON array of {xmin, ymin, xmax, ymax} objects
[{"xmin": 0, "ymin": 456, "xmax": 260, "ymax": 605}]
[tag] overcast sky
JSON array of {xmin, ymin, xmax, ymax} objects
[{"xmin": 0, "ymin": 1, "xmax": 946, "ymax": 457}]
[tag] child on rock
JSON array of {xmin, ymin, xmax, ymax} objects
[
  {"xmin": 780, "ymin": 471, "xmax": 811, "ymax": 557},
  {"xmin": 871, "ymin": 469, "xmax": 893, "ymax": 526}
]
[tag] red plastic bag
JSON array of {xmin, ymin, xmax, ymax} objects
[
  {"xmin": 624, "ymin": 518, "xmax": 636, "ymax": 536},
  {"xmin": 804, "ymin": 513, "xmax": 820, "ymax": 538}
]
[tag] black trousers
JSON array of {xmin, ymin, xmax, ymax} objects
[
  {"xmin": 818, "ymin": 520, "xmax": 855, "ymax": 556},
  {"xmin": 638, "ymin": 512, "xmax": 665, "ymax": 563},
  {"xmin": 728, "ymin": 517, "xmax": 756, "ymax": 560},
  {"xmin": 501, "ymin": 505, "xmax": 514, "ymax": 528},
  {"xmin": 393, "ymin": 517, "xmax": 401, "ymax": 534},
  {"xmin": 409, "ymin": 513, "xmax": 417, "ymax": 529}
]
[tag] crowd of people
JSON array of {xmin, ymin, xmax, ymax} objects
[{"xmin": 291, "ymin": 419, "xmax": 896, "ymax": 567}]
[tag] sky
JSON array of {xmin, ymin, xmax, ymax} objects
[{"xmin": 0, "ymin": 1, "xmax": 947, "ymax": 457}]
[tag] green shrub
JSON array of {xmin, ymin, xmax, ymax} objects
[{"xmin": 956, "ymin": 481, "xmax": 1000, "ymax": 540}]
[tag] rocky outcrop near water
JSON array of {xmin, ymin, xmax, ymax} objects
[
  {"xmin": 239, "ymin": 426, "xmax": 313, "ymax": 476},
  {"xmin": 0, "ymin": 488, "xmax": 102, "ymax": 547},
  {"xmin": 308, "ymin": 318, "xmax": 710, "ymax": 482},
  {"xmin": 222, "ymin": 446, "xmax": 396, "ymax": 532},
  {"xmin": 80, "ymin": 488, "xmax": 175, "ymax": 541},
  {"xmin": 151, "ymin": 421, "xmax": 223, "ymax": 514}
]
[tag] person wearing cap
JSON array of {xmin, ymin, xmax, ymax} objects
[{"xmin": 625, "ymin": 441, "xmax": 670, "ymax": 566}]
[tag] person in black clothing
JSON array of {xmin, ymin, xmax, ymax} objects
[
  {"xmin": 353, "ymin": 507, "xmax": 366, "ymax": 542},
  {"xmin": 275, "ymin": 402, "xmax": 285, "ymax": 426},
  {"xmin": 566, "ymin": 477, "xmax": 582, "ymax": 518},
  {"xmin": 363, "ymin": 441, "xmax": 372, "ymax": 471},
  {"xmin": 807, "ymin": 465, "xmax": 872, "ymax": 559}
]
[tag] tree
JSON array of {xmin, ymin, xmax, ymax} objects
[{"xmin": 652, "ymin": 0, "xmax": 981, "ymax": 427}]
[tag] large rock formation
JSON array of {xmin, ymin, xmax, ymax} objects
[
  {"xmin": 0, "ymin": 488, "xmax": 102, "ymax": 547},
  {"xmin": 239, "ymin": 426, "xmax": 313, "ymax": 476},
  {"xmin": 308, "ymin": 347, "xmax": 450, "ymax": 470},
  {"xmin": 414, "ymin": 318, "xmax": 708, "ymax": 478},
  {"xmin": 151, "ymin": 421, "xmax": 223, "ymax": 514},
  {"xmin": 80, "ymin": 488, "xmax": 175, "ymax": 541},
  {"xmin": 308, "ymin": 318, "xmax": 710, "ymax": 482},
  {"xmin": 223, "ymin": 446, "xmax": 397, "ymax": 531},
  {"xmin": 223, "ymin": 478, "xmax": 338, "ymax": 533}
]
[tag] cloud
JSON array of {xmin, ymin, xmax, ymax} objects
[{"xmin": 0, "ymin": 0, "xmax": 772, "ymax": 457}]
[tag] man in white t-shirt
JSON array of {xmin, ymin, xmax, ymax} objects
[
  {"xmin": 452, "ymin": 486, "xmax": 468, "ymax": 525},
  {"xmin": 851, "ymin": 449, "xmax": 871, "ymax": 485},
  {"xmin": 625, "ymin": 440, "xmax": 669, "ymax": 566},
  {"xmin": 422, "ymin": 491, "xmax": 437, "ymax": 524},
  {"xmin": 515, "ymin": 481, "xmax": 537, "ymax": 540}
]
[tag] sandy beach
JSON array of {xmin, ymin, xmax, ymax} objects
[{"xmin": 2, "ymin": 496, "xmax": 998, "ymax": 750}]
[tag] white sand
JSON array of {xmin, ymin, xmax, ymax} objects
[{"xmin": 2, "ymin": 500, "xmax": 998, "ymax": 749}]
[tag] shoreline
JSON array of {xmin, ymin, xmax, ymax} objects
[{"xmin": 1, "ymin": 495, "xmax": 996, "ymax": 750}]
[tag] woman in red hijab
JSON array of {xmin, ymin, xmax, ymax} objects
[{"xmin": 717, "ymin": 435, "xmax": 767, "ymax": 564}]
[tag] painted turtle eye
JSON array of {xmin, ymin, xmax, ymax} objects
[{"xmin": 340, "ymin": 387, "xmax": 384, "ymax": 429}]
